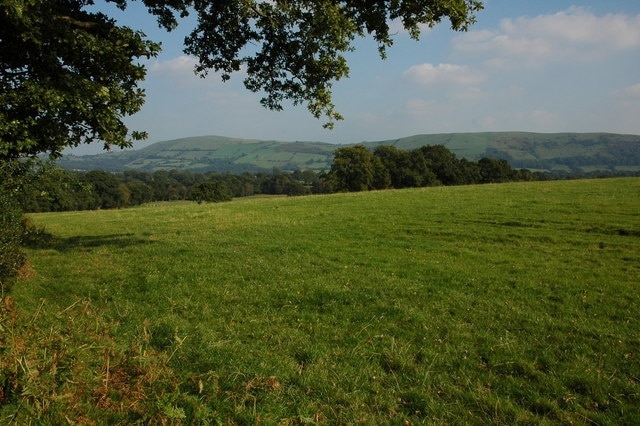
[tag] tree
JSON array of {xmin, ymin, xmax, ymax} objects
[
  {"xmin": 190, "ymin": 181, "xmax": 232, "ymax": 203},
  {"xmin": 373, "ymin": 145, "xmax": 441, "ymax": 189},
  {"xmin": 374, "ymin": 145, "xmax": 412, "ymax": 188},
  {"xmin": 1, "ymin": 0, "xmax": 483, "ymax": 159},
  {"xmin": 457, "ymin": 158, "xmax": 482, "ymax": 185},
  {"xmin": 330, "ymin": 145, "xmax": 386, "ymax": 192},
  {"xmin": 1, "ymin": 0, "xmax": 160, "ymax": 159},
  {"xmin": 126, "ymin": 181, "xmax": 154, "ymax": 205},
  {"xmin": 81, "ymin": 170, "xmax": 125, "ymax": 209},
  {"xmin": 183, "ymin": 0, "xmax": 483, "ymax": 128},
  {"xmin": 0, "ymin": 187, "xmax": 25, "ymax": 294},
  {"xmin": 419, "ymin": 145, "xmax": 463, "ymax": 185},
  {"xmin": 14, "ymin": 164, "xmax": 89, "ymax": 212},
  {"xmin": 478, "ymin": 157, "xmax": 513, "ymax": 183},
  {"xmin": 0, "ymin": 162, "xmax": 28, "ymax": 293},
  {"xmin": 284, "ymin": 180, "xmax": 309, "ymax": 196}
]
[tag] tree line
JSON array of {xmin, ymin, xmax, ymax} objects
[
  {"xmin": 10, "ymin": 165, "xmax": 319, "ymax": 212},
  {"xmin": 329, "ymin": 144, "xmax": 544, "ymax": 192},
  {"xmin": 4, "ymin": 144, "xmax": 546, "ymax": 214}
]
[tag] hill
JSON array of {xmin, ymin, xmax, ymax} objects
[{"xmin": 56, "ymin": 132, "xmax": 640, "ymax": 174}]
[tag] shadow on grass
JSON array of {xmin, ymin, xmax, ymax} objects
[{"xmin": 23, "ymin": 228, "xmax": 152, "ymax": 251}]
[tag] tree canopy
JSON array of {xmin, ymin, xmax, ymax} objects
[
  {"xmin": 1, "ymin": 0, "xmax": 483, "ymax": 159},
  {"xmin": 1, "ymin": 0, "xmax": 159, "ymax": 159}
]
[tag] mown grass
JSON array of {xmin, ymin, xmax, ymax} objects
[{"xmin": 3, "ymin": 178, "xmax": 640, "ymax": 424}]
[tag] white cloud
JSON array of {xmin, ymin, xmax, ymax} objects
[
  {"xmin": 387, "ymin": 17, "xmax": 434, "ymax": 37},
  {"xmin": 454, "ymin": 7, "xmax": 640, "ymax": 67},
  {"xmin": 509, "ymin": 7, "xmax": 640, "ymax": 50},
  {"xmin": 471, "ymin": 109, "xmax": 562, "ymax": 133},
  {"xmin": 614, "ymin": 83, "xmax": 640, "ymax": 99},
  {"xmin": 123, "ymin": 6, "xmax": 640, "ymax": 142},
  {"xmin": 449, "ymin": 87, "xmax": 485, "ymax": 102},
  {"xmin": 402, "ymin": 98, "xmax": 462, "ymax": 132},
  {"xmin": 150, "ymin": 55, "xmax": 198, "ymax": 74},
  {"xmin": 529, "ymin": 109, "xmax": 559, "ymax": 127},
  {"xmin": 611, "ymin": 84, "xmax": 640, "ymax": 130},
  {"xmin": 405, "ymin": 98, "xmax": 441, "ymax": 116},
  {"xmin": 147, "ymin": 55, "xmax": 245, "ymax": 93},
  {"xmin": 403, "ymin": 63, "xmax": 485, "ymax": 86}
]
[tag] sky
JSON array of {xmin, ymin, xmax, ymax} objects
[{"xmin": 71, "ymin": 0, "xmax": 640, "ymax": 154}]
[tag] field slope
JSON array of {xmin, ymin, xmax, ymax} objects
[
  {"xmin": 56, "ymin": 132, "xmax": 640, "ymax": 174},
  {"xmin": 4, "ymin": 178, "xmax": 640, "ymax": 424}
]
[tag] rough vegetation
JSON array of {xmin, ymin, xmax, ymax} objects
[
  {"xmin": 0, "ymin": 161, "xmax": 30, "ymax": 294},
  {"xmin": 0, "ymin": 189, "xmax": 25, "ymax": 294}
]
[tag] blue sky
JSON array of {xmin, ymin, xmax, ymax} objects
[{"xmin": 74, "ymin": 0, "xmax": 640, "ymax": 153}]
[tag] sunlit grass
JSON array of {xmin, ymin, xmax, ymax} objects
[{"xmin": 4, "ymin": 178, "xmax": 640, "ymax": 423}]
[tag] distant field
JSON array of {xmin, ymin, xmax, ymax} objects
[
  {"xmin": 4, "ymin": 178, "xmax": 640, "ymax": 424},
  {"xmin": 56, "ymin": 132, "xmax": 640, "ymax": 173}
]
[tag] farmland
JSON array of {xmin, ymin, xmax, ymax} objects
[
  {"xmin": 56, "ymin": 132, "xmax": 640, "ymax": 174},
  {"xmin": 2, "ymin": 178, "xmax": 640, "ymax": 424}
]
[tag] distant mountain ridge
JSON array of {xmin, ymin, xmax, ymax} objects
[{"xmin": 56, "ymin": 132, "xmax": 640, "ymax": 174}]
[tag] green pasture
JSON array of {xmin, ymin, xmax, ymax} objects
[{"xmin": 3, "ymin": 178, "xmax": 639, "ymax": 424}]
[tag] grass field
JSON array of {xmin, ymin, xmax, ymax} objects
[{"xmin": 2, "ymin": 178, "xmax": 640, "ymax": 424}]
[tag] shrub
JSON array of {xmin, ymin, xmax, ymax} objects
[
  {"xmin": 0, "ymin": 186, "xmax": 25, "ymax": 295},
  {"xmin": 190, "ymin": 181, "xmax": 232, "ymax": 203}
]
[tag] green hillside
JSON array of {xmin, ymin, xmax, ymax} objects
[
  {"xmin": 373, "ymin": 132, "xmax": 640, "ymax": 173},
  {"xmin": 56, "ymin": 132, "xmax": 640, "ymax": 174}
]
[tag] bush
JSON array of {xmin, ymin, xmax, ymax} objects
[
  {"xmin": 0, "ymin": 186, "xmax": 26, "ymax": 295},
  {"xmin": 190, "ymin": 181, "xmax": 232, "ymax": 203}
]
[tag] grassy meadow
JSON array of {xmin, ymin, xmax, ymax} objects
[{"xmin": 2, "ymin": 178, "xmax": 640, "ymax": 424}]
